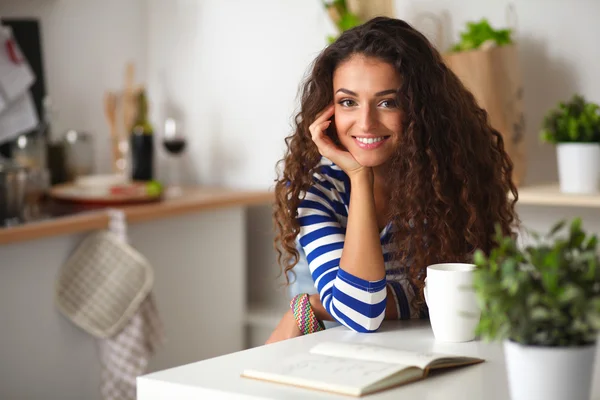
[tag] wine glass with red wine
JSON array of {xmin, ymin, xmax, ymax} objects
[{"xmin": 162, "ymin": 117, "xmax": 187, "ymax": 196}]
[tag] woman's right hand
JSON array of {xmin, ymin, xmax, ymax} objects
[{"xmin": 310, "ymin": 105, "xmax": 367, "ymax": 178}]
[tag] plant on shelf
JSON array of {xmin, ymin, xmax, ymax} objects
[
  {"xmin": 540, "ymin": 94, "xmax": 600, "ymax": 194},
  {"xmin": 451, "ymin": 19, "xmax": 513, "ymax": 52},
  {"xmin": 472, "ymin": 218, "xmax": 600, "ymax": 400},
  {"xmin": 540, "ymin": 94, "xmax": 600, "ymax": 144},
  {"xmin": 323, "ymin": 0, "xmax": 362, "ymax": 43}
]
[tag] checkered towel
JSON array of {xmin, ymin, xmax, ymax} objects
[
  {"xmin": 98, "ymin": 210, "xmax": 165, "ymax": 400},
  {"xmin": 99, "ymin": 293, "xmax": 164, "ymax": 400}
]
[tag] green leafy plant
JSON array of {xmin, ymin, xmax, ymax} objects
[
  {"xmin": 472, "ymin": 218, "xmax": 600, "ymax": 347},
  {"xmin": 323, "ymin": 0, "xmax": 362, "ymax": 44},
  {"xmin": 451, "ymin": 19, "xmax": 513, "ymax": 52},
  {"xmin": 540, "ymin": 94, "xmax": 600, "ymax": 144}
]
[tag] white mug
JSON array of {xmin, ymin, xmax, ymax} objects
[{"xmin": 424, "ymin": 263, "xmax": 480, "ymax": 342}]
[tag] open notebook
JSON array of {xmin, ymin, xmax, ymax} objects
[{"xmin": 242, "ymin": 341, "xmax": 484, "ymax": 397}]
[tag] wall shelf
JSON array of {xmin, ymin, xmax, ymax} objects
[{"xmin": 515, "ymin": 184, "xmax": 600, "ymax": 208}]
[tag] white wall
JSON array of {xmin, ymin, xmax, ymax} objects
[
  {"xmin": 0, "ymin": 0, "xmax": 148, "ymax": 173},
  {"xmin": 146, "ymin": 0, "xmax": 336, "ymax": 188}
]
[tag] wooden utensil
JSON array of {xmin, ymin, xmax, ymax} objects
[
  {"xmin": 123, "ymin": 62, "xmax": 137, "ymax": 134},
  {"xmin": 103, "ymin": 91, "xmax": 120, "ymax": 173}
]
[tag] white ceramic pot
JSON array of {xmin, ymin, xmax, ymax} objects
[
  {"xmin": 504, "ymin": 340, "xmax": 597, "ymax": 400},
  {"xmin": 556, "ymin": 143, "xmax": 600, "ymax": 194}
]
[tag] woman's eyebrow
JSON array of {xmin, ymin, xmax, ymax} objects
[
  {"xmin": 374, "ymin": 89, "xmax": 397, "ymax": 96},
  {"xmin": 334, "ymin": 88, "xmax": 398, "ymax": 96},
  {"xmin": 335, "ymin": 88, "xmax": 357, "ymax": 96}
]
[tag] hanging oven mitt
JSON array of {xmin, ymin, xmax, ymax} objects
[{"xmin": 55, "ymin": 230, "xmax": 154, "ymax": 338}]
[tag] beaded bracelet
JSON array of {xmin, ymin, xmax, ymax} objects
[{"xmin": 290, "ymin": 293, "xmax": 325, "ymax": 335}]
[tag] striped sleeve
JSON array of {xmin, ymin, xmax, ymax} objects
[{"xmin": 297, "ymin": 172, "xmax": 386, "ymax": 332}]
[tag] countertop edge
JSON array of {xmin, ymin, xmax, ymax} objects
[{"xmin": 0, "ymin": 188, "xmax": 274, "ymax": 246}]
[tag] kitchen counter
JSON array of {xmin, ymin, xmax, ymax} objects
[{"xmin": 0, "ymin": 187, "xmax": 273, "ymax": 245}]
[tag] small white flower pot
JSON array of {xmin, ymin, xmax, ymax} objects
[
  {"xmin": 504, "ymin": 340, "xmax": 597, "ymax": 400},
  {"xmin": 556, "ymin": 143, "xmax": 600, "ymax": 194}
]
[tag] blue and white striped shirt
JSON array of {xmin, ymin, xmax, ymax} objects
[{"xmin": 297, "ymin": 158, "xmax": 420, "ymax": 333}]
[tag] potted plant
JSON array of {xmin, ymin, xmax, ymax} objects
[
  {"xmin": 541, "ymin": 94, "xmax": 600, "ymax": 194},
  {"xmin": 450, "ymin": 18, "xmax": 513, "ymax": 52},
  {"xmin": 472, "ymin": 218, "xmax": 600, "ymax": 400}
]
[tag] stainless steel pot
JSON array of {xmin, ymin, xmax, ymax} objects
[{"xmin": 0, "ymin": 158, "xmax": 28, "ymax": 226}]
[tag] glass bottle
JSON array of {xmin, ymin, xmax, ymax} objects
[{"xmin": 130, "ymin": 89, "xmax": 154, "ymax": 181}]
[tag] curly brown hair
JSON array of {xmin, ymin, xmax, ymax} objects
[{"xmin": 273, "ymin": 17, "xmax": 519, "ymax": 306}]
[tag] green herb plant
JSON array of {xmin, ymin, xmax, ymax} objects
[
  {"xmin": 540, "ymin": 94, "xmax": 600, "ymax": 144},
  {"xmin": 451, "ymin": 19, "xmax": 512, "ymax": 52},
  {"xmin": 472, "ymin": 218, "xmax": 600, "ymax": 347}
]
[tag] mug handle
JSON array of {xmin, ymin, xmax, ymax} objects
[{"xmin": 423, "ymin": 277, "xmax": 428, "ymax": 304}]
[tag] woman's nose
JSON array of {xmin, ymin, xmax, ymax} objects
[{"xmin": 359, "ymin": 105, "xmax": 377, "ymax": 133}]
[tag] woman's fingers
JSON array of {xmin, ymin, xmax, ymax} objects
[
  {"xmin": 308, "ymin": 105, "xmax": 364, "ymax": 175},
  {"xmin": 309, "ymin": 104, "xmax": 334, "ymax": 137},
  {"xmin": 313, "ymin": 127, "xmax": 350, "ymax": 164},
  {"xmin": 315, "ymin": 104, "xmax": 335, "ymax": 125},
  {"xmin": 311, "ymin": 121, "xmax": 335, "ymax": 156},
  {"xmin": 310, "ymin": 117, "xmax": 333, "ymax": 154},
  {"xmin": 311, "ymin": 120, "xmax": 331, "ymax": 140},
  {"xmin": 310, "ymin": 104, "xmax": 342, "ymax": 161}
]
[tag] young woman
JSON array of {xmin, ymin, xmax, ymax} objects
[{"xmin": 268, "ymin": 17, "xmax": 518, "ymax": 343}]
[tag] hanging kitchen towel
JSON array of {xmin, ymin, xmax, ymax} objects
[
  {"xmin": 99, "ymin": 209, "xmax": 165, "ymax": 400},
  {"xmin": 98, "ymin": 290, "xmax": 165, "ymax": 400},
  {"xmin": 55, "ymin": 209, "xmax": 165, "ymax": 400}
]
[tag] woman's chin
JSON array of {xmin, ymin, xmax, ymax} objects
[{"xmin": 350, "ymin": 151, "xmax": 392, "ymax": 168}]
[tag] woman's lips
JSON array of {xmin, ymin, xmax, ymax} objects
[{"xmin": 352, "ymin": 136, "xmax": 390, "ymax": 150}]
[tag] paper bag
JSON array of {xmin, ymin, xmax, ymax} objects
[
  {"xmin": 347, "ymin": 0, "xmax": 395, "ymax": 21},
  {"xmin": 443, "ymin": 45, "xmax": 526, "ymax": 186}
]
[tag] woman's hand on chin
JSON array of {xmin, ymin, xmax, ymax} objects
[{"xmin": 310, "ymin": 104, "xmax": 370, "ymax": 179}]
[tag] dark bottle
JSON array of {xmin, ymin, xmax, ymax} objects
[{"xmin": 130, "ymin": 89, "xmax": 154, "ymax": 181}]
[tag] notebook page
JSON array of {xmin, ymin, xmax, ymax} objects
[
  {"xmin": 310, "ymin": 342, "xmax": 458, "ymax": 369},
  {"xmin": 242, "ymin": 353, "xmax": 416, "ymax": 395}
]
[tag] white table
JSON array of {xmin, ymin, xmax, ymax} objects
[{"xmin": 138, "ymin": 320, "xmax": 600, "ymax": 400}]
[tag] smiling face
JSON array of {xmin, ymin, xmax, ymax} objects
[{"xmin": 332, "ymin": 55, "xmax": 403, "ymax": 168}]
